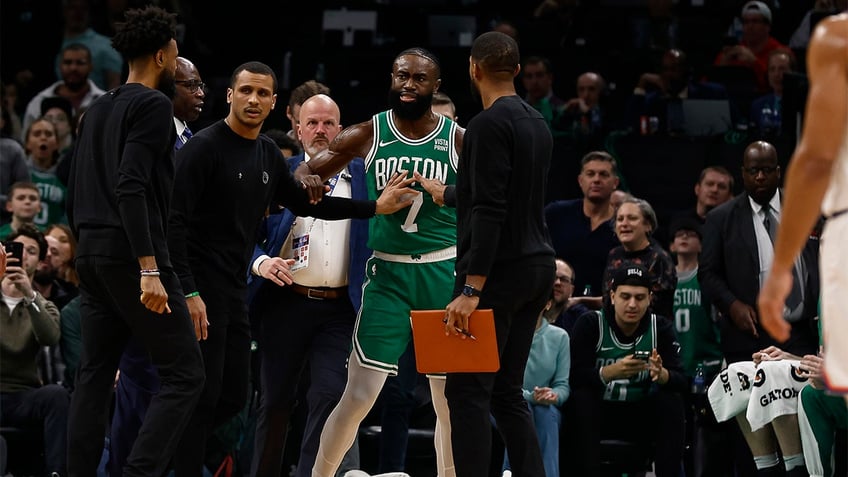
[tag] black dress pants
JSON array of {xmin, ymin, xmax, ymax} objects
[
  {"xmin": 446, "ymin": 263, "xmax": 555, "ymax": 477},
  {"xmin": 68, "ymin": 256, "xmax": 205, "ymax": 477}
]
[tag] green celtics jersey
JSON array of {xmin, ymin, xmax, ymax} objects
[
  {"xmin": 31, "ymin": 169, "xmax": 67, "ymax": 227},
  {"xmin": 594, "ymin": 310, "xmax": 656, "ymax": 402},
  {"xmin": 364, "ymin": 110, "xmax": 458, "ymax": 255},
  {"xmin": 673, "ymin": 268, "xmax": 722, "ymax": 377}
]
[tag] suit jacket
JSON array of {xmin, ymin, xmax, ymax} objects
[
  {"xmin": 699, "ymin": 191, "xmax": 819, "ymax": 362},
  {"xmin": 246, "ymin": 154, "xmax": 371, "ymax": 311}
]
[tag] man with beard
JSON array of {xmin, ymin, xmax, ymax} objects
[
  {"xmin": 32, "ymin": 232, "xmax": 78, "ymax": 311},
  {"xmin": 296, "ymin": 47, "xmax": 463, "ymax": 477},
  {"xmin": 443, "ymin": 30, "xmax": 555, "ymax": 477},
  {"xmin": 168, "ymin": 62, "xmax": 416, "ymax": 475},
  {"xmin": 106, "ymin": 54, "xmax": 207, "ymax": 477},
  {"xmin": 65, "ymin": 7, "xmax": 207, "ymax": 477},
  {"xmin": 21, "ymin": 42, "xmax": 105, "ymax": 143},
  {"xmin": 544, "ymin": 258, "xmax": 589, "ymax": 335}
]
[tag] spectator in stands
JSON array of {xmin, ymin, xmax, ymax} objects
[
  {"xmin": 544, "ymin": 258, "xmax": 590, "ymax": 335},
  {"xmin": 0, "ymin": 182, "xmax": 41, "ymax": 241},
  {"xmin": 544, "ymin": 151, "xmax": 621, "ymax": 308},
  {"xmin": 602, "ymin": 196, "xmax": 678, "ymax": 319},
  {"xmin": 0, "ymin": 223, "xmax": 67, "ymax": 476},
  {"xmin": 502, "ymin": 293, "xmax": 570, "ymax": 477},
  {"xmin": 555, "ymin": 71, "xmax": 608, "ymax": 147},
  {"xmin": 0, "ymin": 136, "xmax": 30, "ymax": 226},
  {"xmin": 715, "ymin": 1, "xmax": 789, "ymax": 94},
  {"xmin": 788, "ymin": 0, "xmax": 847, "ymax": 50},
  {"xmin": 431, "ymin": 91, "xmax": 458, "ymax": 122},
  {"xmin": 656, "ymin": 165, "xmax": 735, "ymax": 248},
  {"xmin": 23, "ymin": 118, "xmax": 66, "ymax": 229},
  {"xmin": 285, "ymin": 80, "xmax": 331, "ymax": 147},
  {"xmin": 570, "ymin": 263, "xmax": 687, "ymax": 477},
  {"xmin": 2, "ymin": 82, "xmax": 24, "ymax": 141},
  {"xmin": 624, "ymin": 48, "xmax": 730, "ymax": 133},
  {"xmin": 55, "ymin": 0, "xmax": 123, "ymax": 91},
  {"xmin": 490, "ymin": 19, "xmax": 519, "ymax": 42},
  {"xmin": 22, "ymin": 43, "xmax": 105, "ymax": 142},
  {"xmin": 521, "ymin": 56, "xmax": 566, "ymax": 128},
  {"xmin": 40, "ymin": 96, "xmax": 75, "ymax": 155},
  {"xmin": 668, "ymin": 218, "xmax": 732, "ymax": 477},
  {"xmin": 32, "ymin": 223, "xmax": 79, "ymax": 311},
  {"xmin": 750, "ymin": 48, "xmax": 796, "ymax": 138}
]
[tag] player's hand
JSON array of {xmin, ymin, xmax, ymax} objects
[
  {"xmin": 798, "ymin": 353, "xmax": 824, "ymax": 381},
  {"xmin": 757, "ymin": 269, "xmax": 792, "ymax": 342},
  {"xmin": 259, "ymin": 257, "xmax": 296, "ymax": 286},
  {"xmin": 186, "ymin": 294, "xmax": 208, "ymax": 341},
  {"xmin": 140, "ymin": 275, "xmax": 171, "ymax": 314},
  {"xmin": 729, "ymin": 300, "xmax": 759, "ymax": 338},
  {"xmin": 293, "ymin": 162, "xmax": 330, "ymax": 204},
  {"xmin": 375, "ymin": 171, "xmax": 418, "ymax": 215},
  {"xmin": 444, "ymin": 294, "xmax": 479, "ymax": 339},
  {"xmin": 753, "ymin": 345, "xmax": 785, "ymax": 365},
  {"xmin": 413, "ymin": 171, "xmax": 447, "ymax": 206}
]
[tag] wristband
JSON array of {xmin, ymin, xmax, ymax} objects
[
  {"xmin": 185, "ymin": 291, "xmax": 200, "ymax": 298},
  {"xmin": 140, "ymin": 268, "xmax": 160, "ymax": 277},
  {"xmin": 598, "ymin": 366, "xmax": 608, "ymax": 385}
]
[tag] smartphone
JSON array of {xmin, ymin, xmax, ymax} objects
[
  {"xmin": 632, "ymin": 350, "xmax": 652, "ymax": 362},
  {"xmin": 3, "ymin": 241, "xmax": 23, "ymax": 265}
]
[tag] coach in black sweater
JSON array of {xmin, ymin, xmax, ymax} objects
[
  {"xmin": 444, "ymin": 32, "xmax": 556, "ymax": 477},
  {"xmin": 166, "ymin": 61, "xmax": 415, "ymax": 474}
]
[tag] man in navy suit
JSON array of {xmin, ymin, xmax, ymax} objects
[{"xmin": 249, "ymin": 94, "xmax": 370, "ymax": 477}]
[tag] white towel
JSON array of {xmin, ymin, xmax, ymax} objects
[
  {"xmin": 708, "ymin": 361, "xmax": 756, "ymax": 422},
  {"xmin": 745, "ymin": 359, "xmax": 808, "ymax": 431}
]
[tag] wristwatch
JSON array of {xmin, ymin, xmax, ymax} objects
[{"xmin": 462, "ymin": 284, "xmax": 482, "ymax": 298}]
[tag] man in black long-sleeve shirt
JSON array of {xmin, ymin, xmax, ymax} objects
[
  {"xmin": 443, "ymin": 31, "xmax": 556, "ymax": 477},
  {"xmin": 167, "ymin": 61, "xmax": 416, "ymax": 475},
  {"xmin": 65, "ymin": 7, "xmax": 206, "ymax": 477}
]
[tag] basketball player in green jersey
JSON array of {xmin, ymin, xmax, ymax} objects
[{"xmin": 296, "ymin": 47, "xmax": 463, "ymax": 477}]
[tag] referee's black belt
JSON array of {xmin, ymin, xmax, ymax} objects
[{"xmin": 289, "ymin": 283, "xmax": 348, "ymax": 300}]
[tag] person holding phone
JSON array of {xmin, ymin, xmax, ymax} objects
[
  {"xmin": 0, "ymin": 224, "xmax": 66, "ymax": 476},
  {"xmin": 569, "ymin": 263, "xmax": 687, "ymax": 476}
]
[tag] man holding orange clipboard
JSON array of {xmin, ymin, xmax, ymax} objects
[{"xmin": 442, "ymin": 31, "xmax": 556, "ymax": 477}]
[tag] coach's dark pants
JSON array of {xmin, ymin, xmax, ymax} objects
[
  {"xmin": 68, "ymin": 257, "xmax": 204, "ymax": 477},
  {"xmin": 251, "ymin": 284, "xmax": 353, "ymax": 477},
  {"xmin": 173, "ymin": 293, "xmax": 252, "ymax": 476},
  {"xmin": 446, "ymin": 262, "xmax": 555, "ymax": 477}
]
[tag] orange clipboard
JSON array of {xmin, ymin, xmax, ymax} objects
[{"xmin": 409, "ymin": 309, "xmax": 500, "ymax": 373}]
